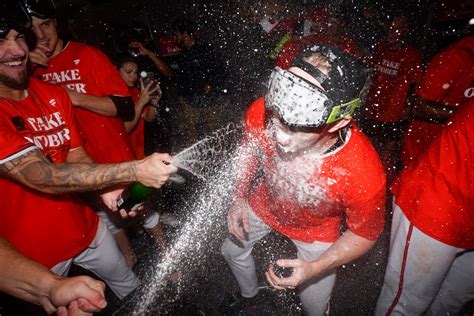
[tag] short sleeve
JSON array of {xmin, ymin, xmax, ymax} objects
[
  {"xmin": 342, "ymin": 136, "xmax": 386, "ymax": 240},
  {"xmin": 0, "ymin": 113, "xmax": 36, "ymax": 163},
  {"xmin": 89, "ymin": 47, "xmax": 130, "ymax": 97},
  {"xmin": 416, "ymin": 49, "xmax": 465, "ymax": 102},
  {"xmin": 56, "ymin": 86, "xmax": 84, "ymax": 150}
]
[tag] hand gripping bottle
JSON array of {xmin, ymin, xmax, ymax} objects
[{"xmin": 116, "ymin": 182, "xmax": 153, "ymax": 212}]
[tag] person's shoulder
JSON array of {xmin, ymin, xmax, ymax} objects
[
  {"xmin": 244, "ymin": 97, "xmax": 265, "ymax": 130},
  {"xmin": 451, "ymin": 36, "xmax": 474, "ymax": 53},
  {"xmin": 29, "ymin": 77, "xmax": 70, "ymax": 101},
  {"xmin": 433, "ymin": 37, "xmax": 474, "ymax": 65},
  {"xmin": 447, "ymin": 99, "xmax": 474, "ymax": 135},
  {"xmin": 29, "ymin": 77, "xmax": 64, "ymax": 95},
  {"xmin": 345, "ymin": 125, "xmax": 384, "ymax": 166},
  {"xmin": 67, "ymin": 41, "xmax": 109, "ymax": 59},
  {"xmin": 403, "ymin": 43, "xmax": 421, "ymax": 57}
]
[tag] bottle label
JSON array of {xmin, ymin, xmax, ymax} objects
[{"xmin": 117, "ymin": 196, "xmax": 125, "ymax": 208}]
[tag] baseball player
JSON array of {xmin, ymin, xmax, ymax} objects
[
  {"xmin": 401, "ymin": 35, "xmax": 474, "ymax": 165},
  {"xmin": 376, "ymin": 99, "xmax": 474, "ymax": 315},
  {"xmin": 221, "ymin": 43, "xmax": 386, "ymax": 315},
  {"xmin": 0, "ymin": 0, "xmax": 176, "ymax": 303},
  {"xmin": 24, "ymin": 0, "xmax": 165, "ymax": 259}
]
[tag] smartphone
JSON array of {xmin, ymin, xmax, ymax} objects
[{"xmin": 140, "ymin": 71, "xmax": 161, "ymax": 97}]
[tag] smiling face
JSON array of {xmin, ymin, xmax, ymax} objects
[
  {"xmin": 0, "ymin": 29, "xmax": 29, "ymax": 90},
  {"xmin": 31, "ymin": 16, "xmax": 60, "ymax": 57},
  {"xmin": 118, "ymin": 62, "xmax": 138, "ymax": 88}
]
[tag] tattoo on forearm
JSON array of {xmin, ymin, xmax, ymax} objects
[{"xmin": 0, "ymin": 149, "xmax": 136, "ymax": 194}]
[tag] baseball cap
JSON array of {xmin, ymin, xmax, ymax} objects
[
  {"xmin": 0, "ymin": 1, "xmax": 32, "ymax": 39},
  {"xmin": 22, "ymin": 0, "xmax": 56, "ymax": 19},
  {"xmin": 265, "ymin": 43, "xmax": 366, "ymax": 128}
]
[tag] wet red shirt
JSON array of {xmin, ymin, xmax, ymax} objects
[
  {"xmin": 392, "ymin": 100, "xmax": 474, "ymax": 248},
  {"xmin": 402, "ymin": 36, "xmax": 474, "ymax": 164},
  {"xmin": 0, "ymin": 78, "xmax": 98, "ymax": 268},
  {"xmin": 235, "ymin": 98, "xmax": 385, "ymax": 243},
  {"xmin": 365, "ymin": 42, "xmax": 422, "ymax": 122},
  {"xmin": 34, "ymin": 41, "xmax": 136, "ymax": 163}
]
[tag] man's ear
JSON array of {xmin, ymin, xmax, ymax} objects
[{"xmin": 327, "ymin": 117, "xmax": 351, "ymax": 133}]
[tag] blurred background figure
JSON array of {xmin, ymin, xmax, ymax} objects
[
  {"xmin": 360, "ymin": 15, "xmax": 422, "ymax": 181},
  {"xmin": 376, "ymin": 99, "xmax": 474, "ymax": 315},
  {"xmin": 275, "ymin": 8, "xmax": 363, "ymax": 69},
  {"xmin": 115, "ymin": 55, "xmax": 159, "ymax": 160},
  {"xmin": 401, "ymin": 35, "xmax": 474, "ymax": 166},
  {"xmin": 171, "ymin": 18, "xmax": 228, "ymax": 146}
]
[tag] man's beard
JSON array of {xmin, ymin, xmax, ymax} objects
[{"xmin": 0, "ymin": 69, "xmax": 29, "ymax": 90}]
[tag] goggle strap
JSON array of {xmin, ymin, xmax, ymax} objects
[
  {"xmin": 325, "ymin": 98, "xmax": 360, "ymax": 124},
  {"xmin": 291, "ymin": 58, "xmax": 328, "ymax": 84}
]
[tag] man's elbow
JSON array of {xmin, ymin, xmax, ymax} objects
[{"xmin": 110, "ymin": 96, "xmax": 135, "ymax": 121}]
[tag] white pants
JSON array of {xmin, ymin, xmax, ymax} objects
[
  {"xmin": 221, "ymin": 208, "xmax": 335, "ymax": 316},
  {"xmin": 51, "ymin": 219, "xmax": 140, "ymax": 299},
  {"xmin": 97, "ymin": 210, "xmax": 160, "ymax": 235},
  {"xmin": 375, "ymin": 200, "xmax": 474, "ymax": 315}
]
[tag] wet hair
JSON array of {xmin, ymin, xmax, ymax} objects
[
  {"xmin": 292, "ymin": 43, "xmax": 367, "ymax": 106},
  {"xmin": 113, "ymin": 54, "xmax": 137, "ymax": 70}
]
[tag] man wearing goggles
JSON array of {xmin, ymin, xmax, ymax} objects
[{"xmin": 222, "ymin": 44, "xmax": 386, "ymax": 315}]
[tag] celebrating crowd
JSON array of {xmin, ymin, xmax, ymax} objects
[{"xmin": 0, "ymin": 0, "xmax": 472, "ymax": 315}]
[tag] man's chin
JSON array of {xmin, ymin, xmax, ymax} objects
[
  {"xmin": 276, "ymin": 146, "xmax": 296, "ymax": 161},
  {"xmin": 0, "ymin": 71, "xmax": 29, "ymax": 90}
]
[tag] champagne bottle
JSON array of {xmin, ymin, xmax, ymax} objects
[{"xmin": 116, "ymin": 182, "xmax": 153, "ymax": 212}]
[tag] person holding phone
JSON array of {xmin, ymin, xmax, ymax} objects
[{"xmin": 115, "ymin": 55, "xmax": 159, "ymax": 159}]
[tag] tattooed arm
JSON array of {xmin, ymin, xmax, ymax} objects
[
  {"xmin": 0, "ymin": 148, "xmax": 177, "ymax": 194},
  {"xmin": 67, "ymin": 146, "xmax": 94, "ymax": 164}
]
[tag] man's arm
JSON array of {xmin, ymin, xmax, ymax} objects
[
  {"xmin": 64, "ymin": 90, "xmax": 135, "ymax": 121},
  {"xmin": 0, "ymin": 148, "xmax": 176, "ymax": 194},
  {"xmin": 410, "ymin": 94, "xmax": 455, "ymax": 123},
  {"xmin": 265, "ymin": 230, "xmax": 376, "ymax": 289},
  {"xmin": 0, "ymin": 237, "xmax": 107, "ymax": 315},
  {"xmin": 129, "ymin": 42, "xmax": 174, "ymax": 79}
]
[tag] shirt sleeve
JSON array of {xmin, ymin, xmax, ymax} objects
[
  {"xmin": 416, "ymin": 48, "xmax": 464, "ymax": 103},
  {"xmin": 409, "ymin": 50, "xmax": 423, "ymax": 84},
  {"xmin": 56, "ymin": 86, "xmax": 84, "ymax": 150},
  {"xmin": 89, "ymin": 47, "xmax": 131, "ymax": 97},
  {"xmin": 342, "ymin": 139, "xmax": 386, "ymax": 241},
  {"xmin": 0, "ymin": 113, "xmax": 36, "ymax": 164},
  {"xmin": 234, "ymin": 98, "xmax": 266, "ymax": 199}
]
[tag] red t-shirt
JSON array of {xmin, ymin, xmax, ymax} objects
[
  {"xmin": 402, "ymin": 36, "xmax": 474, "ymax": 164},
  {"xmin": 235, "ymin": 98, "xmax": 386, "ymax": 243},
  {"xmin": 0, "ymin": 78, "xmax": 98, "ymax": 268},
  {"xmin": 276, "ymin": 33, "xmax": 363, "ymax": 69},
  {"xmin": 365, "ymin": 42, "xmax": 422, "ymax": 122},
  {"xmin": 392, "ymin": 100, "xmax": 474, "ymax": 248},
  {"xmin": 34, "ymin": 41, "xmax": 136, "ymax": 163},
  {"xmin": 128, "ymin": 87, "xmax": 146, "ymax": 159}
]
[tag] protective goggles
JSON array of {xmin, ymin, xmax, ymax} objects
[
  {"xmin": 265, "ymin": 67, "xmax": 360, "ymax": 128},
  {"xmin": 0, "ymin": 2, "xmax": 32, "ymax": 39}
]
